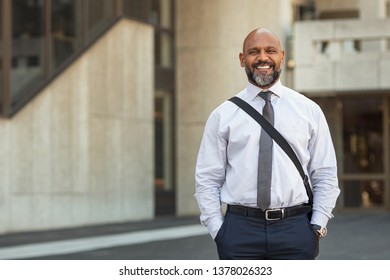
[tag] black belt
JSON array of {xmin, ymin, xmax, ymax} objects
[{"xmin": 227, "ymin": 204, "xmax": 312, "ymax": 221}]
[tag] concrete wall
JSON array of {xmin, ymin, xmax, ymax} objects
[
  {"xmin": 294, "ymin": 0, "xmax": 390, "ymax": 94},
  {"xmin": 0, "ymin": 19, "xmax": 154, "ymax": 234},
  {"xmin": 175, "ymin": 0, "xmax": 293, "ymax": 216},
  {"xmin": 294, "ymin": 18, "xmax": 390, "ymax": 94}
]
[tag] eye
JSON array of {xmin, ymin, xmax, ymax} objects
[{"xmin": 248, "ymin": 49, "xmax": 259, "ymax": 55}]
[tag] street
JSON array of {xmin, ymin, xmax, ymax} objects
[{"xmin": 0, "ymin": 213, "xmax": 389, "ymax": 260}]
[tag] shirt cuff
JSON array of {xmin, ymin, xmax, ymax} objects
[
  {"xmin": 310, "ymin": 211, "xmax": 330, "ymax": 228},
  {"xmin": 206, "ymin": 216, "xmax": 224, "ymax": 240}
]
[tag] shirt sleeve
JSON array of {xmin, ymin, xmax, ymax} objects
[
  {"xmin": 308, "ymin": 108, "xmax": 340, "ymax": 228},
  {"xmin": 194, "ymin": 110, "xmax": 227, "ymax": 239}
]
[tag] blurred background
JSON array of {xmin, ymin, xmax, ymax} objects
[{"xmin": 0, "ymin": 0, "xmax": 389, "ymax": 237}]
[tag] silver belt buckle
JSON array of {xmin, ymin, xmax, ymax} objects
[{"xmin": 265, "ymin": 208, "xmax": 285, "ymax": 220}]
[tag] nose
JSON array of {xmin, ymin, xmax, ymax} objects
[{"xmin": 257, "ymin": 50, "xmax": 269, "ymax": 61}]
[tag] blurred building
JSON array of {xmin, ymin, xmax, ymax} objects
[{"xmin": 0, "ymin": 0, "xmax": 389, "ymax": 234}]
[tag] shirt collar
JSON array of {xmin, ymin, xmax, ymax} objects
[{"xmin": 246, "ymin": 79, "xmax": 283, "ymax": 101}]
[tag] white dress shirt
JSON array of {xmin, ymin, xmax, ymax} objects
[{"xmin": 195, "ymin": 80, "xmax": 340, "ymax": 239}]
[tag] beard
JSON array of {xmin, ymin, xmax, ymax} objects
[{"xmin": 245, "ymin": 63, "xmax": 282, "ymax": 87}]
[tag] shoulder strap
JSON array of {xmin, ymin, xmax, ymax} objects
[{"xmin": 228, "ymin": 96, "xmax": 313, "ymax": 206}]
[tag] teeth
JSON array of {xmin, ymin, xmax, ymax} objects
[{"xmin": 257, "ymin": 65, "xmax": 270, "ymax": 69}]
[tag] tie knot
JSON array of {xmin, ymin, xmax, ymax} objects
[{"xmin": 259, "ymin": 91, "xmax": 272, "ymax": 102}]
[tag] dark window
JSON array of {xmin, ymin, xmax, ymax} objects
[
  {"xmin": 51, "ymin": 0, "xmax": 83, "ymax": 69},
  {"xmin": 11, "ymin": 0, "xmax": 45, "ymax": 100},
  {"xmin": 2, "ymin": 0, "xmax": 175, "ymax": 116},
  {"xmin": 342, "ymin": 96, "xmax": 385, "ymax": 209},
  {"xmin": 122, "ymin": 0, "xmax": 150, "ymax": 22},
  {"xmin": 342, "ymin": 97, "xmax": 383, "ymax": 174},
  {"xmin": 88, "ymin": 0, "xmax": 115, "ymax": 40},
  {"xmin": 154, "ymin": 91, "xmax": 175, "ymax": 215},
  {"xmin": 343, "ymin": 180, "xmax": 384, "ymax": 208},
  {"xmin": 155, "ymin": 31, "xmax": 173, "ymax": 68}
]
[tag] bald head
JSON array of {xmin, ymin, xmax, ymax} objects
[{"xmin": 242, "ymin": 28, "xmax": 282, "ymax": 53}]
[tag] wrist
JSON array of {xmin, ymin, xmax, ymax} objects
[{"xmin": 311, "ymin": 224, "xmax": 327, "ymax": 238}]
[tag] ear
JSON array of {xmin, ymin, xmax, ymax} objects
[{"xmin": 239, "ymin": 53, "xmax": 244, "ymax": 67}]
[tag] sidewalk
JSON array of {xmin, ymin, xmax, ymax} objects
[
  {"xmin": 317, "ymin": 212, "xmax": 390, "ymax": 259},
  {"xmin": 0, "ymin": 213, "xmax": 389, "ymax": 260}
]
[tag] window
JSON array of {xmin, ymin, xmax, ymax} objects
[
  {"xmin": 343, "ymin": 180, "xmax": 384, "ymax": 208},
  {"xmin": 155, "ymin": 31, "xmax": 173, "ymax": 68},
  {"xmin": 122, "ymin": 0, "xmax": 150, "ymax": 22},
  {"xmin": 313, "ymin": 95, "xmax": 388, "ymax": 210},
  {"xmin": 154, "ymin": 90, "xmax": 175, "ymax": 215},
  {"xmin": 151, "ymin": 0, "xmax": 172, "ymax": 27},
  {"xmin": 342, "ymin": 96, "xmax": 385, "ymax": 209},
  {"xmin": 343, "ymin": 97, "xmax": 383, "ymax": 174},
  {"xmin": 51, "ymin": 0, "xmax": 83, "ymax": 69},
  {"xmin": 158, "ymin": 0, "xmax": 172, "ymax": 29},
  {"xmin": 11, "ymin": 0, "xmax": 45, "ymax": 100},
  {"xmin": 151, "ymin": 0, "xmax": 173, "ymax": 68},
  {"xmin": 88, "ymin": 0, "xmax": 115, "ymax": 40}
]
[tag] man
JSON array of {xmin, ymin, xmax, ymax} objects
[{"xmin": 194, "ymin": 28, "xmax": 340, "ymax": 260}]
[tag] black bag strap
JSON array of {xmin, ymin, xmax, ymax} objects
[{"xmin": 228, "ymin": 96, "xmax": 313, "ymax": 206}]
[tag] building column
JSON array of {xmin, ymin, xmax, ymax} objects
[{"xmin": 359, "ymin": 0, "xmax": 387, "ymax": 52}]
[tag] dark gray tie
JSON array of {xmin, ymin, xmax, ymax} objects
[{"xmin": 257, "ymin": 91, "xmax": 274, "ymax": 210}]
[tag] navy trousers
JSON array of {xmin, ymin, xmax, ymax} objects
[{"xmin": 214, "ymin": 209, "xmax": 319, "ymax": 260}]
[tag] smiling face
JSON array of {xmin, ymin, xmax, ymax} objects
[{"xmin": 239, "ymin": 29, "xmax": 285, "ymax": 89}]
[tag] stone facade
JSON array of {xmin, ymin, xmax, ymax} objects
[{"xmin": 0, "ymin": 19, "xmax": 154, "ymax": 234}]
